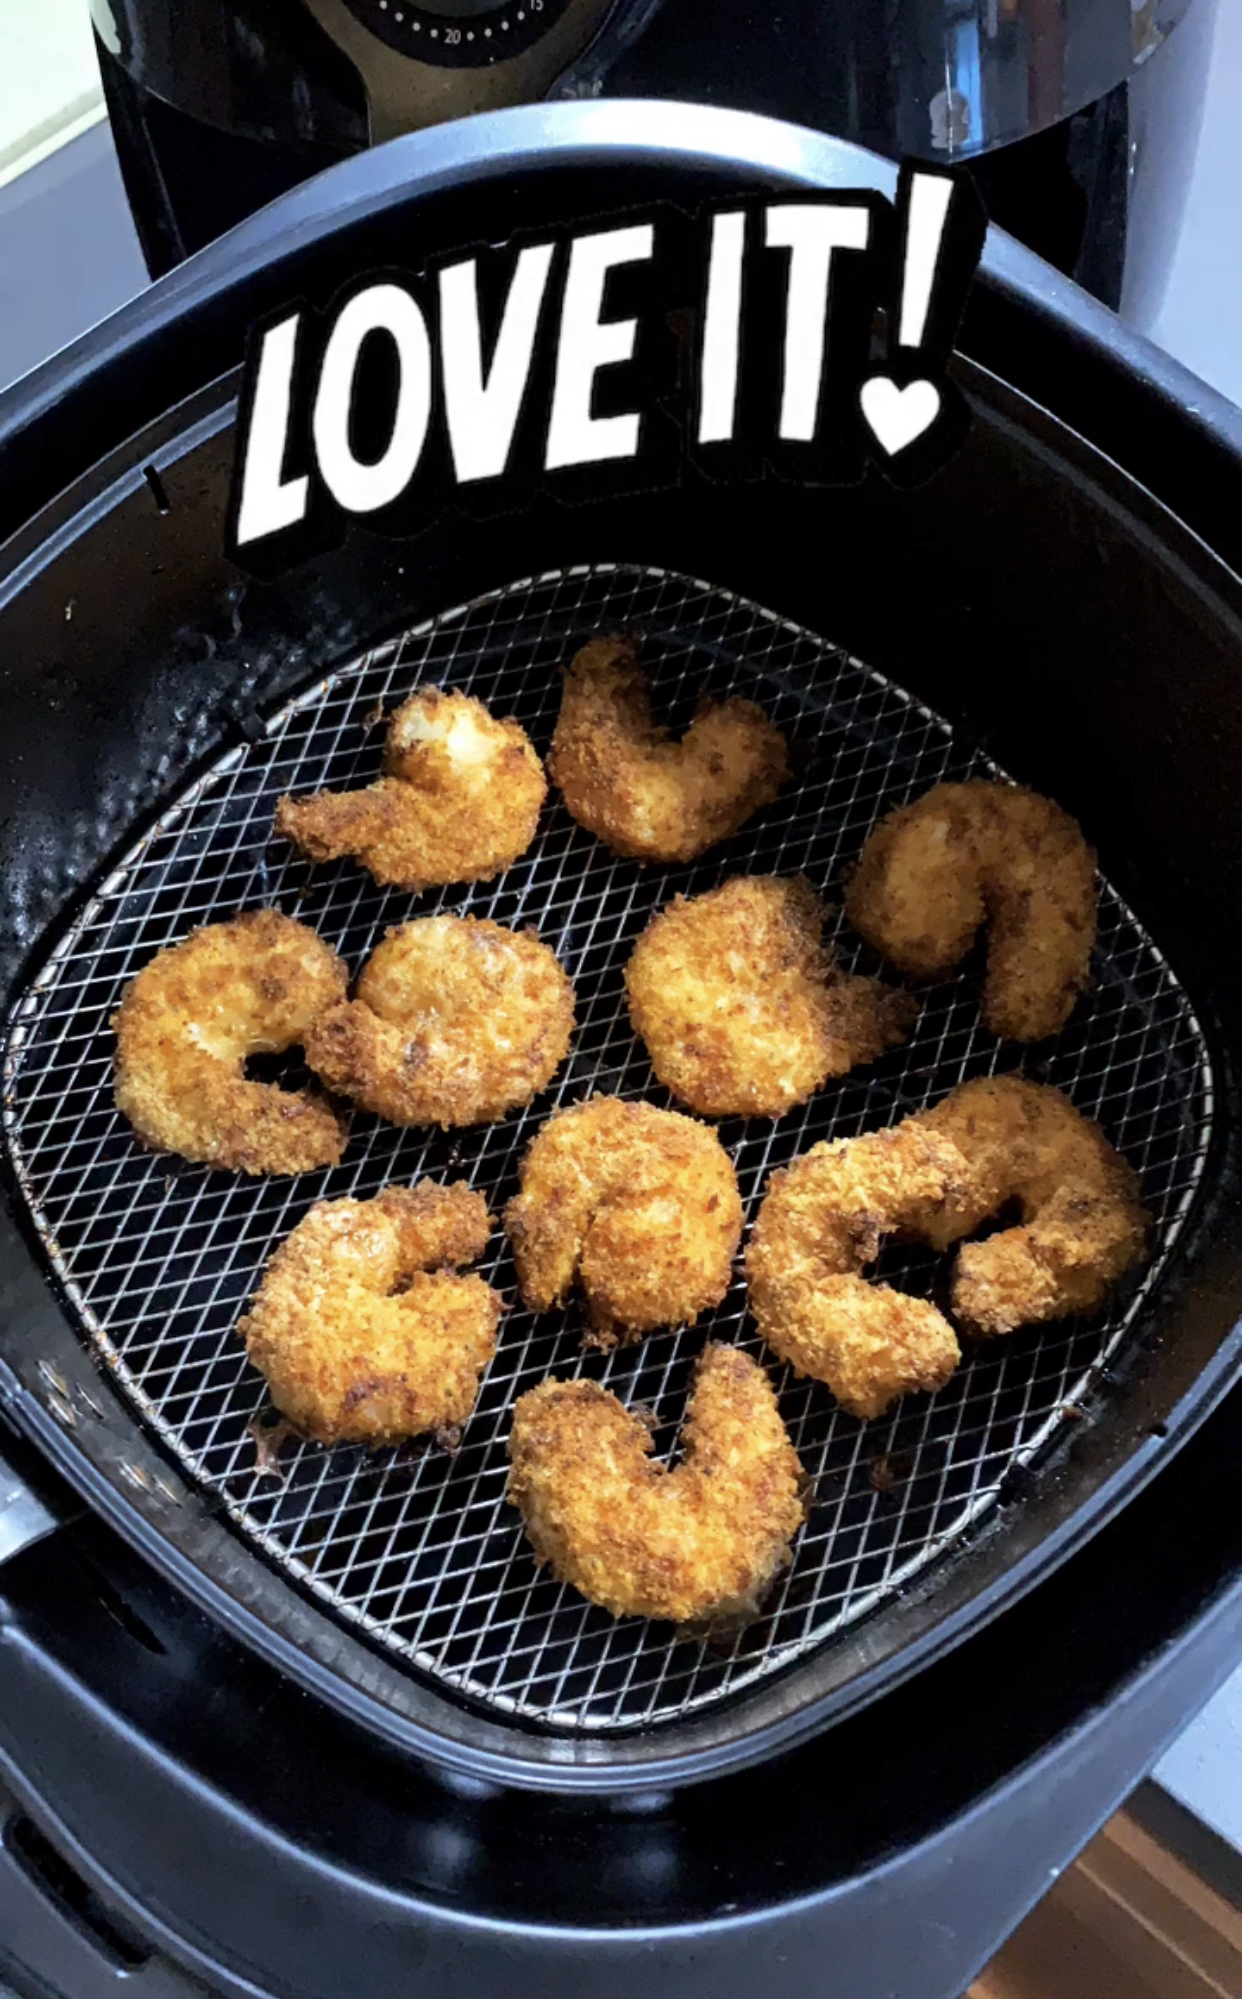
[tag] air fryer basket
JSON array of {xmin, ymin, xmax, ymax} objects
[
  {"xmin": 2, "ymin": 119, "xmax": 1242, "ymax": 1791},
  {"xmin": 1, "ymin": 559, "xmax": 1215, "ymax": 1739}
]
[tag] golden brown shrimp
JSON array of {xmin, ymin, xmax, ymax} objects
[
  {"xmin": 275, "ymin": 686, "xmax": 546, "ymax": 891},
  {"xmin": 547, "ymin": 637, "xmax": 788, "ymax": 863},
  {"xmin": 240, "ymin": 1181, "xmax": 501, "ymax": 1445},
  {"xmin": 746, "ymin": 1122, "xmax": 968, "ymax": 1419},
  {"xmin": 303, "ymin": 915, "xmax": 574, "ymax": 1128},
  {"xmin": 625, "ymin": 876, "xmax": 916, "ymax": 1117},
  {"xmin": 112, "ymin": 909, "xmax": 348, "ymax": 1175},
  {"xmin": 746, "ymin": 1075, "xmax": 1146, "ymax": 1419},
  {"xmin": 503, "ymin": 1096, "xmax": 743, "ymax": 1347},
  {"xmin": 507, "ymin": 1343, "xmax": 807, "ymax": 1625},
  {"xmin": 913, "ymin": 1075, "xmax": 1148, "ymax": 1335},
  {"xmin": 844, "ymin": 780, "xmax": 1096, "ymax": 1041}
]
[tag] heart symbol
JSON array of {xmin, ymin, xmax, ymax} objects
[{"xmin": 860, "ymin": 376, "xmax": 941, "ymax": 457}]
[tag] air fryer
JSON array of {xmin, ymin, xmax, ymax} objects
[
  {"xmin": 91, "ymin": 0, "xmax": 1216, "ymax": 325},
  {"xmin": 0, "ymin": 105, "xmax": 1240, "ymax": 1999}
]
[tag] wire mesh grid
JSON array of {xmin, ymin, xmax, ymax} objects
[{"xmin": 2, "ymin": 563, "xmax": 1214, "ymax": 1734}]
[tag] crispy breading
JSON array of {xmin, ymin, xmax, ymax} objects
[
  {"xmin": 547, "ymin": 636, "xmax": 788, "ymax": 863},
  {"xmin": 746, "ymin": 1123, "xmax": 968, "ymax": 1419},
  {"xmin": 746, "ymin": 1075, "xmax": 1148, "ymax": 1418},
  {"xmin": 625, "ymin": 876, "xmax": 916, "ymax": 1117},
  {"xmin": 504, "ymin": 1096, "xmax": 743, "ymax": 1347},
  {"xmin": 275, "ymin": 686, "xmax": 546, "ymax": 891},
  {"xmin": 507, "ymin": 1343, "xmax": 807, "ymax": 1624},
  {"xmin": 844, "ymin": 780, "xmax": 1097, "ymax": 1041},
  {"xmin": 111, "ymin": 909, "xmax": 348, "ymax": 1175},
  {"xmin": 303, "ymin": 915, "xmax": 574, "ymax": 1128},
  {"xmin": 914, "ymin": 1075, "xmax": 1149, "ymax": 1335},
  {"xmin": 240, "ymin": 1181, "xmax": 501, "ymax": 1445}
]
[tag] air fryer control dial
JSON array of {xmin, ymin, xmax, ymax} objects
[
  {"xmin": 337, "ymin": 0, "xmax": 570, "ymax": 66},
  {"xmin": 303, "ymin": 0, "xmax": 620, "ymax": 137}
]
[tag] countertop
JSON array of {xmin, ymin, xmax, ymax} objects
[{"xmin": 0, "ymin": 0, "xmax": 102, "ymax": 191}]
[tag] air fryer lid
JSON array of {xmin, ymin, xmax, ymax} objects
[{"xmin": 1, "ymin": 109, "xmax": 1241, "ymax": 1796}]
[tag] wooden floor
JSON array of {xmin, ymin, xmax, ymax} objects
[{"xmin": 971, "ymin": 1812, "xmax": 1242, "ymax": 1999}]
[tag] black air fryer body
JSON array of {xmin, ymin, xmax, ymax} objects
[
  {"xmin": 1, "ymin": 106, "xmax": 1242, "ymax": 1999},
  {"xmin": 94, "ymin": 0, "xmax": 1215, "ymax": 325}
]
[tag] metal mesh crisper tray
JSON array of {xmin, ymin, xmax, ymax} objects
[{"xmin": 2, "ymin": 564, "xmax": 1214, "ymax": 1734}]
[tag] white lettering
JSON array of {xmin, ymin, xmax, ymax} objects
[
  {"xmin": 234, "ymin": 315, "xmax": 308, "ymax": 545},
  {"xmin": 312, "ymin": 283, "xmax": 432, "ymax": 514},
  {"xmin": 545, "ymin": 223, "xmax": 653, "ymax": 471},
  {"xmin": 697, "ymin": 211, "xmax": 746, "ymax": 445},
  {"xmin": 765, "ymin": 205, "xmax": 871, "ymax": 442},
  {"xmin": 440, "ymin": 243, "xmax": 555, "ymax": 484}
]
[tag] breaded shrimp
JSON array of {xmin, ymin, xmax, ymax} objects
[
  {"xmin": 504, "ymin": 1096, "xmax": 743, "ymax": 1347},
  {"xmin": 112, "ymin": 909, "xmax": 348, "ymax": 1175},
  {"xmin": 303, "ymin": 915, "xmax": 574, "ymax": 1128},
  {"xmin": 746, "ymin": 1123, "xmax": 969, "ymax": 1419},
  {"xmin": 746, "ymin": 1075, "xmax": 1147, "ymax": 1419},
  {"xmin": 548, "ymin": 637, "xmax": 788, "ymax": 863},
  {"xmin": 507, "ymin": 1343, "xmax": 807, "ymax": 1624},
  {"xmin": 625, "ymin": 876, "xmax": 917, "ymax": 1118},
  {"xmin": 844, "ymin": 780, "xmax": 1096, "ymax": 1040},
  {"xmin": 914, "ymin": 1075, "xmax": 1148, "ymax": 1335},
  {"xmin": 275, "ymin": 686, "xmax": 546, "ymax": 891},
  {"xmin": 240, "ymin": 1181, "xmax": 501, "ymax": 1445}
]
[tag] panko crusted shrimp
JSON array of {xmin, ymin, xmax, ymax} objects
[
  {"xmin": 745, "ymin": 1075, "xmax": 1147, "ymax": 1420},
  {"xmin": 112, "ymin": 909, "xmax": 348, "ymax": 1175},
  {"xmin": 625, "ymin": 876, "xmax": 917, "ymax": 1118},
  {"xmin": 504, "ymin": 1096, "xmax": 743, "ymax": 1347},
  {"xmin": 548, "ymin": 637, "xmax": 788, "ymax": 863},
  {"xmin": 845, "ymin": 779, "xmax": 1097, "ymax": 1042},
  {"xmin": 914, "ymin": 1075, "xmax": 1149, "ymax": 1336},
  {"xmin": 746, "ymin": 1121, "xmax": 969, "ymax": 1420},
  {"xmin": 241, "ymin": 1181, "xmax": 502, "ymax": 1445},
  {"xmin": 303, "ymin": 915, "xmax": 574, "ymax": 1128},
  {"xmin": 275, "ymin": 686, "xmax": 546, "ymax": 891},
  {"xmin": 507, "ymin": 1343, "xmax": 807, "ymax": 1625}
]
